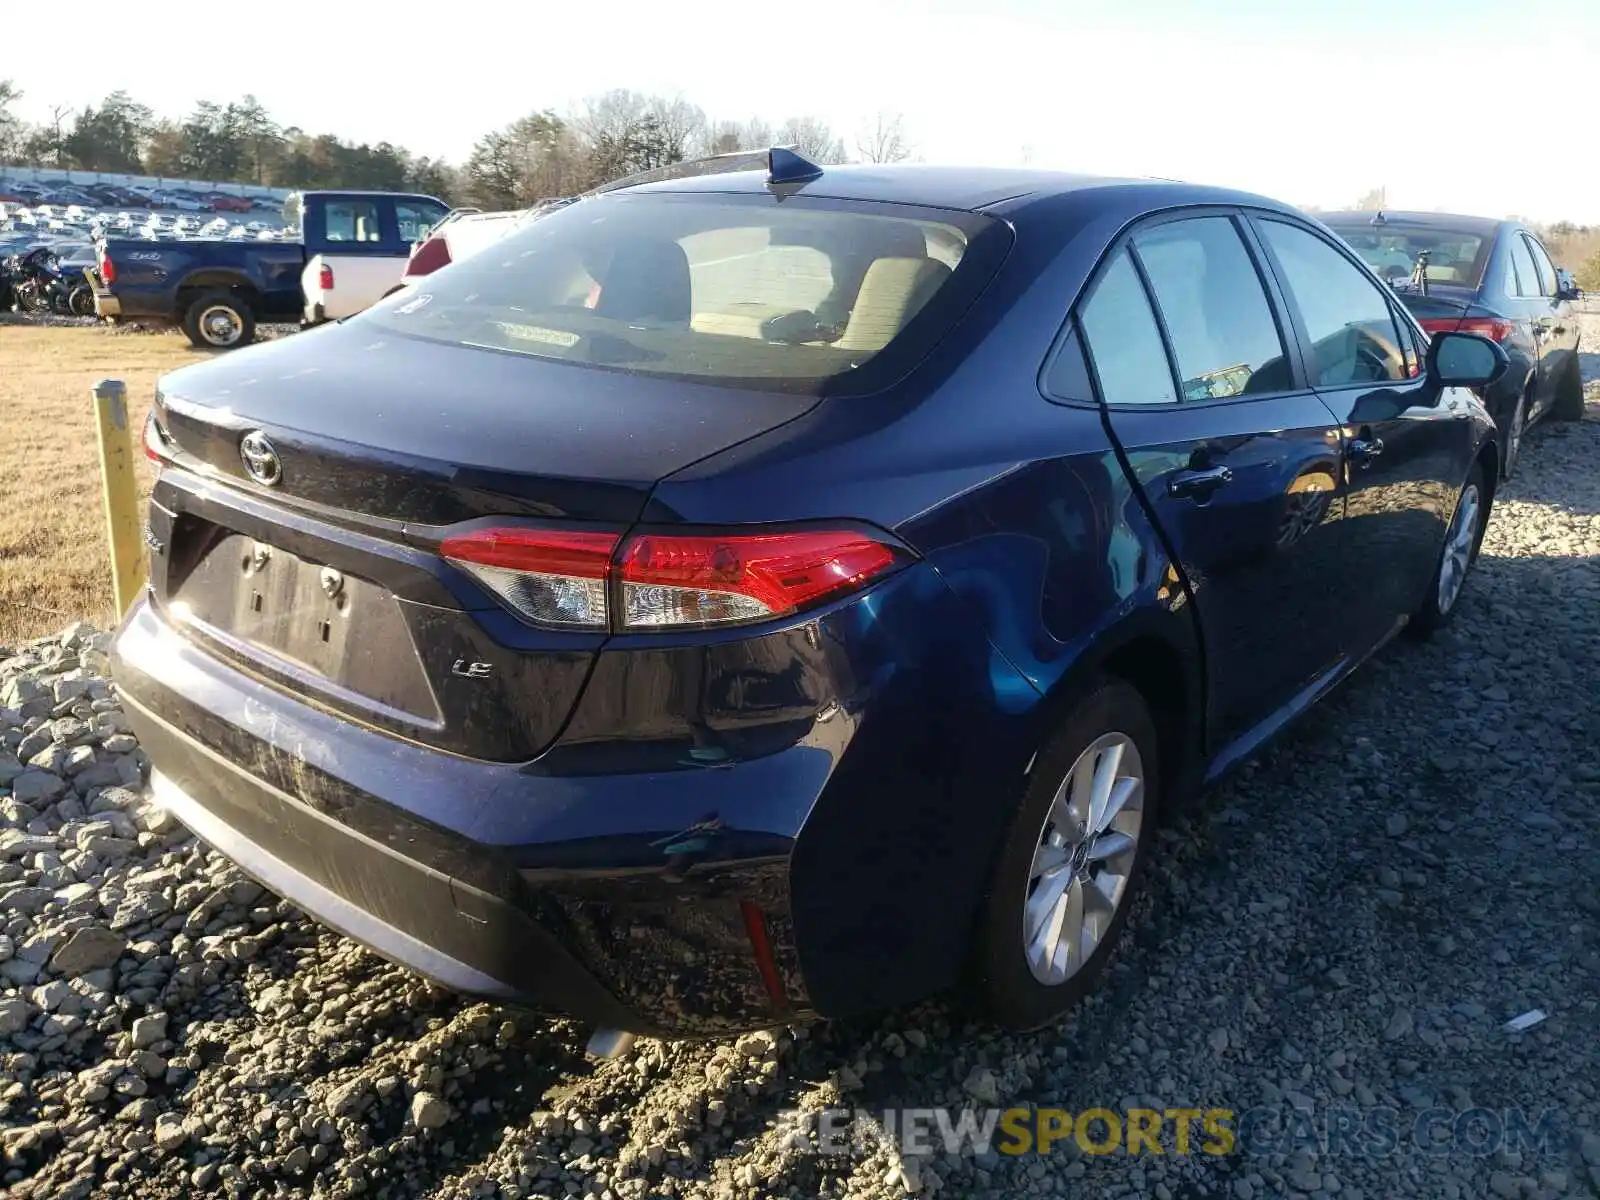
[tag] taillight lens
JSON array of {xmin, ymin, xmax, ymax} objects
[
  {"xmin": 618, "ymin": 530, "xmax": 899, "ymax": 628},
  {"xmin": 99, "ymin": 249, "xmax": 115, "ymax": 286},
  {"xmin": 1419, "ymin": 315, "xmax": 1513, "ymax": 343},
  {"xmin": 440, "ymin": 526, "xmax": 903, "ymax": 631},
  {"xmin": 441, "ymin": 528, "xmax": 618, "ymax": 629},
  {"xmin": 318, "ymin": 263, "xmax": 334, "ymax": 290},
  {"xmin": 144, "ymin": 410, "xmax": 172, "ymax": 465},
  {"xmin": 406, "ymin": 235, "xmax": 452, "ymax": 277}
]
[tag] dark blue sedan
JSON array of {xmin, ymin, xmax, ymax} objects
[
  {"xmin": 1322, "ymin": 210, "xmax": 1585, "ymax": 478},
  {"xmin": 113, "ymin": 154, "xmax": 1508, "ymax": 1044}
]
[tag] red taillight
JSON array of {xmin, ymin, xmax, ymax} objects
[
  {"xmin": 618, "ymin": 530, "xmax": 899, "ymax": 628},
  {"xmin": 440, "ymin": 526, "xmax": 902, "ymax": 631},
  {"xmin": 143, "ymin": 411, "xmax": 172, "ymax": 465},
  {"xmin": 318, "ymin": 263, "xmax": 334, "ymax": 291},
  {"xmin": 99, "ymin": 249, "xmax": 115, "ymax": 286},
  {"xmin": 406, "ymin": 235, "xmax": 452, "ymax": 278},
  {"xmin": 1419, "ymin": 316, "xmax": 1513, "ymax": 343}
]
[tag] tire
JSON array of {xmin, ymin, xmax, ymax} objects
[
  {"xmin": 1406, "ymin": 460, "xmax": 1487, "ymax": 639},
  {"xmin": 67, "ymin": 286, "xmax": 94, "ymax": 317},
  {"xmin": 1552, "ymin": 353, "xmax": 1586, "ymax": 421},
  {"xmin": 182, "ymin": 290, "xmax": 256, "ymax": 350},
  {"xmin": 1500, "ymin": 391, "xmax": 1527, "ymax": 480},
  {"xmin": 969, "ymin": 677, "xmax": 1160, "ymax": 1031}
]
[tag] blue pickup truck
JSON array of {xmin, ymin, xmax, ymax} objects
[{"xmin": 92, "ymin": 190, "xmax": 449, "ymax": 349}]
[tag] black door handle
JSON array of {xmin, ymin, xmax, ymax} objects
[
  {"xmin": 1347, "ymin": 436, "xmax": 1384, "ymax": 464},
  {"xmin": 1168, "ymin": 464, "xmax": 1234, "ymax": 500}
]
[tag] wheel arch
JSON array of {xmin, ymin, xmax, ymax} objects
[
  {"xmin": 176, "ymin": 272, "xmax": 260, "ymax": 309},
  {"xmin": 1029, "ymin": 603, "xmax": 1206, "ymax": 809}
]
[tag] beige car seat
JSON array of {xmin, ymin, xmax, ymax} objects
[{"xmin": 836, "ymin": 257, "xmax": 952, "ymax": 353}]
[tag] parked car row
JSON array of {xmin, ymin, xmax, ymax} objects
[
  {"xmin": 113, "ymin": 150, "xmax": 1575, "ymax": 1054},
  {"xmin": 0, "ymin": 175, "xmax": 278, "ymax": 214}
]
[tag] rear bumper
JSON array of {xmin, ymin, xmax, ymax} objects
[
  {"xmin": 112, "ymin": 545, "xmax": 1039, "ymax": 1034},
  {"xmin": 149, "ymin": 769, "xmax": 515, "ymax": 1000},
  {"xmin": 92, "ymin": 290, "xmax": 121, "ymax": 318},
  {"xmin": 112, "ymin": 595, "xmax": 816, "ymax": 1037}
]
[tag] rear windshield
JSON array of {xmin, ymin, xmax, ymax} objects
[
  {"xmin": 362, "ymin": 191, "xmax": 1006, "ymax": 395},
  {"xmin": 1324, "ymin": 221, "xmax": 1490, "ymax": 290}
]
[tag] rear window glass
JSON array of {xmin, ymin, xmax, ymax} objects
[
  {"xmin": 363, "ymin": 192, "xmax": 1004, "ymax": 395},
  {"xmin": 1323, "ymin": 221, "xmax": 1490, "ymax": 291}
]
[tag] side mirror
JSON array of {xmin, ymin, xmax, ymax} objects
[
  {"xmin": 1427, "ymin": 331, "xmax": 1508, "ymax": 388},
  {"xmin": 1555, "ymin": 269, "xmax": 1581, "ymax": 301}
]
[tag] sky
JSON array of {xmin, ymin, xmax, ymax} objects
[{"xmin": 9, "ymin": 0, "xmax": 1600, "ymax": 223}]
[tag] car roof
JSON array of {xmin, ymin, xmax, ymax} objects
[
  {"xmin": 616, "ymin": 163, "xmax": 1294, "ymax": 216},
  {"xmin": 1317, "ymin": 209, "xmax": 1508, "ymax": 235}
]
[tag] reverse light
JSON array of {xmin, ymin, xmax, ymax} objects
[
  {"xmin": 441, "ymin": 528, "xmax": 618, "ymax": 629},
  {"xmin": 440, "ymin": 526, "xmax": 904, "ymax": 631},
  {"xmin": 406, "ymin": 235, "xmax": 452, "ymax": 278},
  {"xmin": 318, "ymin": 263, "xmax": 334, "ymax": 291},
  {"xmin": 1419, "ymin": 316, "xmax": 1513, "ymax": 343}
]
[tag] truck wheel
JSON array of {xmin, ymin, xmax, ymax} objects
[{"xmin": 183, "ymin": 291, "xmax": 256, "ymax": 350}]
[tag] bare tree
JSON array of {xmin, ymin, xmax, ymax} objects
[
  {"xmin": 1354, "ymin": 186, "xmax": 1387, "ymax": 212},
  {"xmin": 699, "ymin": 117, "xmax": 773, "ymax": 157},
  {"xmin": 855, "ymin": 111, "xmax": 913, "ymax": 164},
  {"xmin": 574, "ymin": 90, "xmax": 649, "ymax": 147},
  {"xmin": 0, "ymin": 79, "xmax": 25, "ymax": 163},
  {"xmin": 646, "ymin": 94, "xmax": 707, "ymax": 161},
  {"xmin": 774, "ymin": 116, "xmax": 847, "ymax": 165},
  {"xmin": 24, "ymin": 103, "xmax": 74, "ymax": 168}
]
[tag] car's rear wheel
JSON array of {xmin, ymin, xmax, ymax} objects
[
  {"xmin": 1407, "ymin": 461, "xmax": 1486, "ymax": 639},
  {"xmin": 1552, "ymin": 353, "xmax": 1586, "ymax": 421},
  {"xmin": 970, "ymin": 678, "xmax": 1158, "ymax": 1031},
  {"xmin": 182, "ymin": 290, "xmax": 256, "ymax": 350}
]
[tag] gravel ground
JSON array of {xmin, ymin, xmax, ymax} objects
[{"xmin": 2, "ymin": 321, "xmax": 1598, "ymax": 1200}]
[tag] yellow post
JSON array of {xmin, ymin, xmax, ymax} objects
[{"xmin": 92, "ymin": 379, "xmax": 146, "ymax": 618}]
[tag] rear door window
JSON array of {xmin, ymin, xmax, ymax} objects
[
  {"xmin": 1507, "ymin": 234, "xmax": 1540, "ymax": 298},
  {"xmin": 1133, "ymin": 216, "xmax": 1289, "ymax": 400},
  {"xmin": 1256, "ymin": 220, "xmax": 1408, "ymax": 387},
  {"xmin": 1522, "ymin": 234, "xmax": 1557, "ymax": 297},
  {"xmin": 367, "ymin": 192, "xmax": 1008, "ymax": 396},
  {"xmin": 1076, "ymin": 248, "xmax": 1177, "ymax": 405}
]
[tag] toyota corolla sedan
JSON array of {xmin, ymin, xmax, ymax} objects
[
  {"xmin": 113, "ymin": 154, "xmax": 1507, "ymax": 1045},
  {"xmin": 1322, "ymin": 210, "xmax": 1584, "ymax": 478}
]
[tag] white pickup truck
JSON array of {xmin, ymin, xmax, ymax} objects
[
  {"xmin": 398, "ymin": 200, "xmax": 574, "ymax": 288},
  {"xmin": 292, "ymin": 190, "xmax": 450, "ymax": 322}
]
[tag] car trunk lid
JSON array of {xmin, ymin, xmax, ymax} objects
[{"xmin": 147, "ymin": 321, "xmax": 820, "ymax": 760}]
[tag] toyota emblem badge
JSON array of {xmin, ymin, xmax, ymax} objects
[{"xmin": 239, "ymin": 431, "xmax": 282, "ymax": 486}]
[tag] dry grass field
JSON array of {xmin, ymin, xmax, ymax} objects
[{"xmin": 0, "ymin": 324, "xmax": 205, "ymax": 644}]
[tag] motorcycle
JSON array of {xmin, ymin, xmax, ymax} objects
[{"xmin": 4, "ymin": 247, "xmax": 93, "ymax": 316}]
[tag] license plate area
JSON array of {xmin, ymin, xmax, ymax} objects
[{"xmin": 170, "ymin": 529, "xmax": 441, "ymax": 725}]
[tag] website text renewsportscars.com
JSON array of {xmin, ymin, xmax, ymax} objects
[{"xmin": 774, "ymin": 1104, "xmax": 1565, "ymax": 1160}]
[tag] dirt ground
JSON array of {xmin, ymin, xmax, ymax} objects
[{"xmin": 0, "ymin": 324, "xmax": 204, "ymax": 643}]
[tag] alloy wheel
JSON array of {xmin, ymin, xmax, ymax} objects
[
  {"xmin": 1023, "ymin": 731, "xmax": 1145, "ymax": 985},
  {"xmin": 1436, "ymin": 483, "xmax": 1481, "ymax": 615}
]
